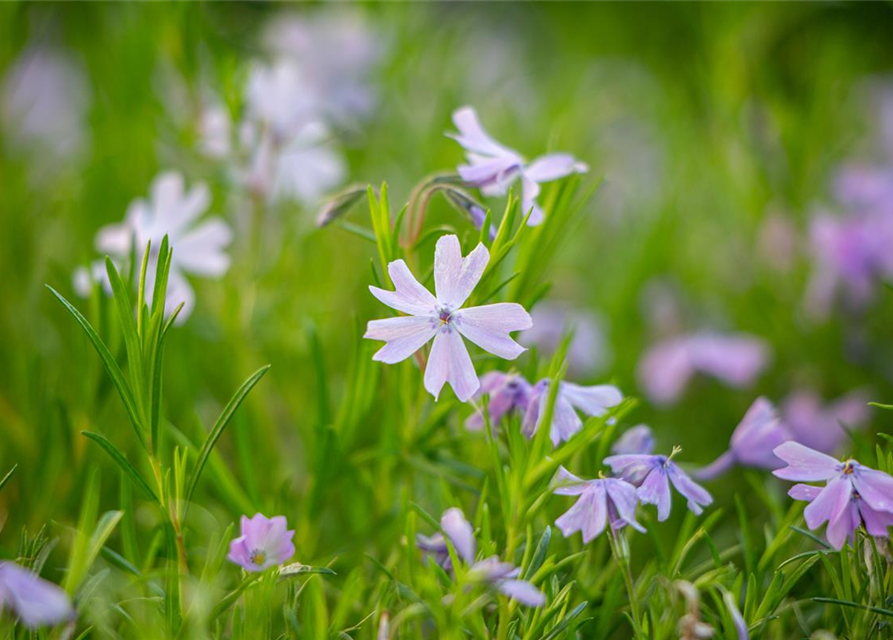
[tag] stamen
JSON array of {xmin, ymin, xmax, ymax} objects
[{"xmin": 250, "ymin": 550, "xmax": 266, "ymax": 566}]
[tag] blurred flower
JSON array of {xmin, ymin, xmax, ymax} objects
[
  {"xmin": 75, "ymin": 171, "xmax": 231, "ymax": 322},
  {"xmin": 466, "ymin": 556, "xmax": 545, "ymax": 607},
  {"xmin": 696, "ymin": 397, "xmax": 792, "ymax": 481},
  {"xmin": 637, "ymin": 332, "xmax": 770, "ymax": 406},
  {"xmin": 364, "ymin": 235, "xmax": 532, "ymax": 402},
  {"xmin": 440, "ymin": 184, "xmax": 497, "ymax": 240},
  {"xmin": 416, "ymin": 507, "xmax": 475, "ymax": 570},
  {"xmin": 465, "ymin": 371, "xmax": 532, "ymax": 431},
  {"xmin": 0, "ymin": 562, "xmax": 74, "ymax": 629},
  {"xmin": 522, "ymin": 379, "xmax": 623, "ymax": 446},
  {"xmin": 605, "ymin": 449, "xmax": 713, "ymax": 521},
  {"xmin": 448, "ymin": 106, "xmax": 588, "ymax": 226},
  {"xmin": 552, "ymin": 466, "xmax": 644, "ymax": 542},
  {"xmin": 1, "ymin": 44, "xmax": 90, "ymax": 161},
  {"xmin": 227, "ymin": 513, "xmax": 296, "ymax": 572},
  {"xmin": 418, "ymin": 508, "xmax": 544, "ymax": 607},
  {"xmin": 724, "ymin": 591, "xmax": 749, "ymax": 640},
  {"xmin": 263, "ymin": 10, "xmax": 384, "ymax": 125},
  {"xmin": 612, "ymin": 425, "xmax": 655, "ymax": 455},
  {"xmin": 675, "ymin": 580, "xmax": 715, "ymax": 640},
  {"xmin": 522, "ymin": 303, "xmax": 611, "ymax": 375},
  {"xmin": 781, "ymin": 389, "xmax": 871, "ymax": 455},
  {"xmin": 757, "ymin": 212, "xmax": 798, "ymax": 273},
  {"xmin": 316, "ymin": 184, "xmax": 369, "ymax": 227},
  {"xmin": 773, "ymin": 442, "xmax": 893, "ymax": 550}
]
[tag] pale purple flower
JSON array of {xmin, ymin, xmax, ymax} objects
[
  {"xmin": 723, "ymin": 591, "xmax": 749, "ymax": 640},
  {"xmin": 522, "ymin": 304, "xmax": 611, "ymax": 375},
  {"xmin": 448, "ymin": 106, "xmax": 588, "ymax": 226},
  {"xmin": 612, "ymin": 425, "xmax": 655, "ymax": 455},
  {"xmin": 465, "ymin": 371, "xmax": 532, "ymax": 431},
  {"xmin": 74, "ymin": 171, "xmax": 231, "ymax": 322},
  {"xmin": 552, "ymin": 466, "xmax": 644, "ymax": 542},
  {"xmin": 466, "ymin": 557, "xmax": 545, "ymax": 607},
  {"xmin": 0, "ymin": 562, "xmax": 74, "ymax": 628},
  {"xmin": 1, "ymin": 44, "xmax": 89, "ymax": 160},
  {"xmin": 782, "ymin": 389, "xmax": 871, "ymax": 454},
  {"xmin": 364, "ymin": 235, "xmax": 532, "ymax": 402},
  {"xmin": 227, "ymin": 513, "xmax": 296, "ymax": 572},
  {"xmin": 604, "ymin": 450, "xmax": 713, "ymax": 521},
  {"xmin": 416, "ymin": 507, "xmax": 476, "ymax": 570},
  {"xmin": 522, "ymin": 379, "xmax": 623, "ymax": 446},
  {"xmin": 696, "ymin": 397, "xmax": 792, "ymax": 480},
  {"xmin": 773, "ymin": 442, "xmax": 893, "ymax": 550},
  {"xmin": 637, "ymin": 332, "xmax": 770, "ymax": 406}
]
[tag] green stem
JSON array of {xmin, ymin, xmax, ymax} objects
[{"xmin": 609, "ymin": 529, "xmax": 643, "ymax": 638}]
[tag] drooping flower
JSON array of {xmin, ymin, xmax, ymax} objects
[
  {"xmin": 364, "ymin": 235, "xmax": 532, "ymax": 402},
  {"xmin": 612, "ymin": 425, "xmax": 655, "ymax": 455},
  {"xmin": 0, "ymin": 562, "xmax": 74, "ymax": 628},
  {"xmin": 522, "ymin": 379, "xmax": 623, "ymax": 446},
  {"xmin": 773, "ymin": 442, "xmax": 893, "ymax": 550},
  {"xmin": 448, "ymin": 106, "xmax": 588, "ymax": 226},
  {"xmin": 465, "ymin": 371, "xmax": 532, "ymax": 431},
  {"xmin": 416, "ymin": 507, "xmax": 476, "ymax": 570},
  {"xmin": 637, "ymin": 332, "xmax": 770, "ymax": 406},
  {"xmin": 696, "ymin": 397, "xmax": 792, "ymax": 480},
  {"xmin": 781, "ymin": 389, "xmax": 871, "ymax": 454},
  {"xmin": 552, "ymin": 466, "xmax": 644, "ymax": 542},
  {"xmin": 74, "ymin": 171, "xmax": 232, "ymax": 323},
  {"xmin": 675, "ymin": 581, "xmax": 715, "ymax": 640},
  {"xmin": 227, "ymin": 513, "xmax": 296, "ymax": 572},
  {"xmin": 522, "ymin": 304, "xmax": 611, "ymax": 375},
  {"xmin": 466, "ymin": 557, "xmax": 546, "ymax": 607},
  {"xmin": 417, "ymin": 508, "xmax": 544, "ymax": 607},
  {"xmin": 604, "ymin": 450, "xmax": 713, "ymax": 521}
]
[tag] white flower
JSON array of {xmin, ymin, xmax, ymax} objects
[
  {"xmin": 75, "ymin": 171, "xmax": 231, "ymax": 323},
  {"xmin": 448, "ymin": 106, "xmax": 588, "ymax": 226}
]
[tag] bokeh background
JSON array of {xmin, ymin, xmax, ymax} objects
[{"xmin": 2, "ymin": 2, "xmax": 893, "ymax": 633}]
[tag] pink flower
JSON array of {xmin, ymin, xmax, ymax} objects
[
  {"xmin": 364, "ymin": 235, "xmax": 532, "ymax": 402},
  {"xmin": 637, "ymin": 332, "xmax": 770, "ymax": 405},
  {"xmin": 227, "ymin": 514, "xmax": 296, "ymax": 572}
]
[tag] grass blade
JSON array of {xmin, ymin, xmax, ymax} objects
[{"xmin": 82, "ymin": 431, "xmax": 159, "ymax": 503}]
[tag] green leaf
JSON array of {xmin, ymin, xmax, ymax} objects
[
  {"xmin": 81, "ymin": 431, "xmax": 159, "ymax": 503},
  {"xmin": 522, "ymin": 526, "xmax": 551, "ymax": 580},
  {"xmin": 0, "ymin": 464, "xmax": 16, "ymax": 495},
  {"xmin": 278, "ymin": 562, "xmax": 337, "ymax": 577},
  {"xmin": 47, "ymin": 285, "xmax": 147, "ymax": 450},
  {"xmin": 106, "ymin": 256, "xmax": 146, "ymax": 412},
  {"xmin": 812, "ymin": 597, "xmax": 893, "ymax": 618},
  {"xmin": 185, "ymin": 364, "xmax": 271, "ymax": 504}
]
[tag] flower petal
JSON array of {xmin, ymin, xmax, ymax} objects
[
  {"xmin": 454, "ymin": 303, "xmax": 531, "ymax": 359},
  {"xmin": 365, "ymin": 316, "xmax": 437, "ymax": 364},
  {"xmin": 369, "ymin": 260, "xmax": 438, "ymax": 316},
  {"xmin": 803, "ymin": 476, "xmax": 852, "ymax": 530},
  {"xmin": 667, "ymin": 464, "xmax": 713, "ymax": 515},
  {"xmin": 552, "ymin": 466, "xmax": 589, "ymax": 496},
  {"xmin": 560, "ymin": 382, "xmax": 622, "ymax": 417},
  {"xmin": 176, "ymin": 218, "xmax": 233, "ymax": 277},
  {"xmin": 524, "ymin": 153, "xmax": 588, "ymax": 182},
  {"xmin": 448, "ymin": 106, "xmax": 519, "ymax": 158},
  {"xmin": 637, "ymin": 467, "xmax": 672, "ymax": 521},
  {"xmin": 772, "ymin": 442, "xmax": 841, "ymax": 482},
  {"xmin": 825, "ymin": 500, "xmax": 858, "ymax": 550},
  {"xmin": 433, "ymin": 235, "xmax": 489, "ymax": 309},
  {"xmin": 441, "ymin": 508, "xmax": 475, "ymax": 564},
  {"xmin": 853, "ymin": 467, "xmax": 893, "ymax": 514},
  {"xmin": 0, "ymin": 563, "xmax": 74, "ymax": 629},
  {"xmin": 498, "ymin": 579, "xmax": 546, "ymax": 607},
  {"xmin": 605, "ymin": 479, "xmax": 645, "ymax": 532},
  {"xmin": 424, "ymin": 329, "xmax": 479, "ymax": 402},
  {"xmin": 789, "ymin": 484, "xmax": 822, "ymax": 502}
]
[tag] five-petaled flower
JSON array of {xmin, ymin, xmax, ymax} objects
[
  {"xmin": 772, "ymin": 442, "xmax": 893, "ymax": 550},
  {"xmin": 364, "ymin": 234, "xmax": 532, "ymax": 402},
  {"xmin": 0, "ymin": 562, "xmax": 74, "ymax": 629},
  {"xmin": 552, "ymin": 466, "xmax": 644, "ymax": 543},
  {"xmin": 448, "ymin": 106, "xmax": 588, "ymax": 226},
  {"xmin": 228, "ymin": 513, "xmax": 296, "ymax": 572},
  {"xmin": 604, "ymin": 449, "xmax": 713, "ymax": 521}
]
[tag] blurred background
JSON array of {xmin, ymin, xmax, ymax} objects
[{"xmin": 1, "ymin": 0, "xmax": 893, "ymax": 624}]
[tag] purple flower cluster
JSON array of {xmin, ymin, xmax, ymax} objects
[
  {"xmin": 417, "ymin": 508, "xmax": 545, "ymax": 607},
  {"xmin": 773, "ymin": 442, "xmax": 893, "ymax": 550}
]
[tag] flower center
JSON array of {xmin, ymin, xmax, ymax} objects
[
  {"xmin": 843, "ymin": 460, "xmax": 855, "ymax": 475},
  {"xmin": 438, "ymin": 309, "xmax": 452, "ymax": 325},
  {"xmin": 250, "ymin": 550, "xmax": 267, "ymax": 566}
]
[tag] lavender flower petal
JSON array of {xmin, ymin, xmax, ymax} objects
[
  {"xmin": 433, "ymin": 235, "xmax": 488, "ymax": 309},
  {"xmin": 364, "ymin": 317, "xmax": 437, "ymax": 364},
  {"xmin": 454, "ymin": 303, "xmax": 532, "ymax": 359},
  {"xmin": 497, "ymin": 579, "xmax": 546, "ymax": 607},
  {"xmin": 772, "ymin": 442, "xmax": 841, "ymax": 481},
  {"xmin": 424, "ymin": 329, "xmax": 479, "ymax": 402},
  {"xmin": 612, "ymin": 425, "xmax": 655, "ymax": 455},
  {"xmin": 441, "ymin": 508, "xmax": 475, "ymax": 564}
]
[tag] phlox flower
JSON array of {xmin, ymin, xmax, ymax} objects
[
  {"xmin": 696, "ymin": 397, "xmax": 792, "ymax": 480},
  {"xmin": 364, "ymin": 235, "xmax": 532, "ymax": 402},
  {"xmin": 74, "ymin": 171, "xmax": 232, "ymax": 323},
  {"xmin": 605, "ymin": 449, "xmax": 713, "ymax": 521},
  {"xmin": 773, "ymin": 442, "xmax": 893, "ymax": 550},
  {"xmin": 465, "ymin": 371, "xmax": 533, "ymax": 431},
  {"xmin": 522, "ymin": 303, "xmax": 611, "ymax": 375},
  {"xmin": 612, "ymin": 425, "xmax": 655, "ymax": 455},
  {"xmin": 782, "ymin": 388, "xmax": 871, "ymax": 455},
  {"xmin": 0, "ymin": 562, "xmax": 74, "ymax": 628},
  {"xmin": 448, "ymin": 106, "xmax": 588, "ymax": 226},
  {"xmin": 416, "ymin": 508, "xmax": 544, "ymax": 607},
  {"xmin": 637, "ymin": 332, "xmax": 770, "ymax": 406},
  {"xmin": 522, "ymin": 379, "xmax": 623, "ymax": 446},
  {"xmin": 552, "ymin": 466, "xmax": 644, "ymax": 543},
  {"xmin": 227, "ymin": 513, "xmax": 296, "ymax": 572}
]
